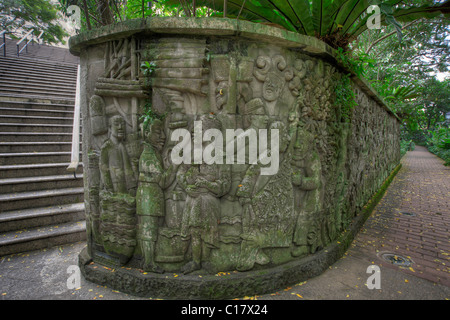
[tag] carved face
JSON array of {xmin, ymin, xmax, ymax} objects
[
  {"xmin": 269, "ymin": 121, "xmax": 290, "ymax": 153},
  {"xmin": 293, "ymin": 129, "xmax": 313, "ymax": 159},
  {"xmin": 263, "ymin": 73, "xmax": 284, "ymax": 102},
  {"xmin": 110, "ymin": 116, "xmax": 126, "ymax": 141},
  {"xmin": 288, "ymin": 111, "xmax": 298, "ymax": 122},
  {"xmin": 250, "ymin": 114, "xmax": 270, "ymax": 129},
  {"xmin": 215, "ymin": 82, "xmax": 228, "ymax": 110},
  {"xmin": 147, "ymin": 121, "xmax": 165, "ymax": 151}
]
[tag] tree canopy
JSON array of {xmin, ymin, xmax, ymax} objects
[{"xmin": 0, "ymin": 0, "xmax": 69, "ymax": 45}]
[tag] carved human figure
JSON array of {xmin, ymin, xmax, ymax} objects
[
  {"xmin": 99, "ymin": 115, "xmax": 138, "ymax": 264},
  {"xmin": 236, "ymin": 120, "xmax": 294, "ymax": 271},
  {"xmin": 136, "ymin": 119, "xmax": 178, "ymax": 273},
  {"xmin": 100, "ymin": 115, "xmax": 137, "ymax": 196},
  {"xmin": 220, "ymin": 98, "xmax": 269, "ymax": 245},
  {"xmin": 291, "ymin": 123, "xmax": 324, "ymax": 257},
  {"xmin": 177, "ymin": 116, "xmax": 231, "ymax": 274}
]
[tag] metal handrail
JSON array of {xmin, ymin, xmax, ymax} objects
[
  {"xmin": 67, "ymin": 65, "xmax": 81, "ymax": 178},
  {"xmin": 0, "ymin": 30, "xmax": 6, "ymax": 57},
  {"xmin": 17, "ymin": 29, "xmax": 33, "ymax": 56},
  {"xmin": 36, "ymin": 30, "xmax": 44, "ymax": 45}
]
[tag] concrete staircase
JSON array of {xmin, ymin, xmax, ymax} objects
[{"xmin": 0, "ymin": 38, "xmax": 85, "ymax": 256}]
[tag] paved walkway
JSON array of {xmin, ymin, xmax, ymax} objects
[
  {"xmin": 352, "ymin": 146, "xmax": 450, "ymax": 287},
  {"xmin": 0, "ymin": 146, "xmax": 449, "ymax": 301}
]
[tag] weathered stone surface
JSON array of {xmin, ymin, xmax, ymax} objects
[{"xmin": 71, "ymin": 17, "xmax": 401, "ymax": 299}]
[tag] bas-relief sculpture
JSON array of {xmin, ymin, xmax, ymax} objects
[{"xmin": 83, "ymin": 35, "xmax": 401, "ymax": 275}]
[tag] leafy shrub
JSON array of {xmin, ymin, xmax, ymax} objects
[
  {"xmin": 400, "ymin": 139, "xmax": 415, "ymax": 157},
  {"xmin": 426, "ymin": 126, "xmax": 450, "ymax": 166}
]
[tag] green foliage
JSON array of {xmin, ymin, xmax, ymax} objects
[
  {"xmin": 333, "ymin": 47, "xmax": 377, "ymax": 123},
  {"xmin": 428, "ymin": 145, "xmax": 450, "ymax": 166},
  {"xmin": 57, "ymin": 1, "xmax": 450, "ymax": 51},
  {"xmin": 426, "ymin": 125, "xmax": 450, "ymax": 165},
  {"xmin": 0, "ymin": 0, "xmax": 69, "ymax": 45},
  {"xmin": 187, "ymin": 0, "xmax": 450, "ymax": 50},
  {"xmin": 351, "ymin": 5, "xmax": 449, "ymax": 161},
  {"xmin": 335, "ymin": 47, "xmax": 375, "ymax": 77},
  {"xmin": 382, "ymin": 85, "xmax": 420, "ymax": 101},
  {"xmin": 334, "ymin": 73, "xmax": 357, "ymax": 123},
  {"xmin": 400, "ymin": 139, "xmax": 415, "ymax": 157},
  {"xmin": 140, "ymin": 102, "xmax": 166, "ymax": 131},
  {"xmin": 139, "ymin": 60, "xmax": 165, "ymax": 130},
  {"xmin": 140, "ymin": 60, "xmax": 156, "ymax": 79},
  {"xmin": 427, "ymin": 126, "xmax": 450, "ymax": 149},
  {"xmin": 57, "ymin": 0, "xmax": 216, "ymax": 32}
]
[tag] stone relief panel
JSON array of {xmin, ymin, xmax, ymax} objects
[
  {"xmin": 81, "ymin": 35, "xmax": 401, "ymax": 274},
  {"xmin": 83, "ymin": 37, "xmax": 144, "ymax": 266}
]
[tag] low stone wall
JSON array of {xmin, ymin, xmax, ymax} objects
[{"xmin": 70, "ymin": 17, "xmax": 401, "ymax": 298}]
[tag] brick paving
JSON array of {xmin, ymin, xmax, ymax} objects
[{"xmin": 353, "ymin": 146, "xmax": 450, "ymax": 286}]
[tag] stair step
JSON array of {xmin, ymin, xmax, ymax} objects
[
  {"xmin": 0, "ymin": 220, "xmax": 86, "ymax": 256},
  {"xmin": 0, "ymin": 38, "xmax": 79, "ymax": 64},
  {"xmin": 0, "ymin": 62, "xmax": 77, "ymax": 73},
  {"xmin": 0, "ymin": 100, "xmax": 75, "ymax": 111},
  {"xmin": 0, "ymin": 68, "xmax": 77, "ymax": 81},
  {"xmin": 0, "ymin": 82, "xmax": 76, "ymax": 94},
  {"xmin": 0, "ymin": 174, "xmax": 84, "ymax": 193},
  {"xmin": 0, "ymin": 141, "xmax": 80, "ymax": 153},
  {"xmin": 0, "ymin": 203, "xmax": 85, "ymax": 233},
  {"xmin": 0, "ymin": 151, "xmax": 81, "ymax": 165},
  {"xmin": 0, "ymin": 122, "xmax": 75, "ymax": 133},
  {"xmin": 0, "ymin": 92, "xmax": 75, "ymax": 102},
  {"xmin": 0, "ymin": 59, "xmax": 78, "ymax": 73},
  {"xmin": 0, "ymin": 115, "xmax": 74, "ymax": 124},
  {"xmin": 0, "ymin": 107, "xmax": 73, "ymax": 117},
  {"xmin": 0, "ymin": 86, "xmax": 75, "ymax": 98},
  {"xmin": 0, "ymin": 132, "xmax": 76, "ymax": 142},
  {"xmin": 0, "ymin": 56, "xmax": 78, "ymax": 70},
  {"xmin": 0, "ymin": 95, "xmax": 75, "ymax": 105},
  {"xmin": 0, "ymin": 70, "xmax": 77, "ymax": 83},
  {"xmin": 0, "ymin": 79, "xmax": 77, "ymax": 91},
  {"xmin": 0, "ymin": 162, "xmax": 83, "ymax": 179},
  {"xmin": 0, "ymin": 43, "xmax": 83, "ymax": 256},
  {"xmin": 0, "ymin": 60, "xmax": 77, "ymax": 71},
  {"xmin": 0, "ymin": 187, "xmax": 84, "ymax": 212}
]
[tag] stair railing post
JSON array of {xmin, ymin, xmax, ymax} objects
[
  {"xmin": 17, "ymin": 29, "xmax": 34, "ymax": 57},
  {"xmin": 0, "ymin": 31, "xmax": 6, "ymax": 57},
  {"xmin": 36, "ymin": 31, "xmax": 44, "ymax": 46},
  {"xmin": 67, "ymin": 65, "xmax": 81, "ymax": 178}
]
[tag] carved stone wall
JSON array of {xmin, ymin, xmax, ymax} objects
[{"xmin": 71, "ymin": 18, "xmax": 400, "ymax": 298}]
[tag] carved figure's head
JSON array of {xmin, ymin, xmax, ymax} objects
[
  {"xmin": 109, "ymin": 115, "xmax": 126, "ymax": 141},
  {"xmin": 244, "ymin": 98, "xmax": 269, "ymax": 129},
  {"xmin": 293, "ymin": 126, "xmax": 315, "ymax": 160},
  {"xmin": 269, "ymin": 120, "xmax": 290, "ymax": 153},
  {"xmin": 263, "ymin": 72, "xmax": 284, "ymax": 102},
  {"xmin": 146, "ymin": 118, "xmax": 165, "ymax": 151}
]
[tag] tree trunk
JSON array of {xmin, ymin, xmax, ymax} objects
[
  {"xmin": 97, "ymin": 0, "xmax": 114, "ymax": 26},
  {"xmin": 82, "ymin": 0, "xmax": 91, "ymax": 30}
]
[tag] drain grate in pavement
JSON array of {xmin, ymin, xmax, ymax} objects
[
  {"xmin": 399, "ymin": 211, "xmax": 416, "ymax": 217},
  {"xmin": 379, "ymin": 252, "xmax": 414, "ymax": 267}
]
